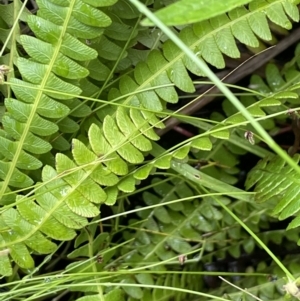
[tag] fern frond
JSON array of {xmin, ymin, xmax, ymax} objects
[
  {"xmin": 66, "ymin": 175, "xmax": 300, "ymax": 300},
  {"xmin": 83, "ymin": 1, "xmax": 300, "ymax": 182},
  {"xmin": 0, "ymin": 76, "xmax": 293, "ymax": 276},
  {"xmin": 1, "ymin": 0, "xmax": 298, "ymax": 283},
  {"xmin": 0, "ymin": 0, "xmax": 110, "ymax": 197},
  {"xmin": 209, "ymin": 254, "xmax": 300, "ymax": 301},
  {"xmin": 0, "ymin": 0, "xmax": 116, "ymax": 275},
  {"xmin": 84, "ymin": 0, "xmax": 300, "ymax": 163},
  {"xmin": 245, "ymin": 153, "xmax": 300, "ymax": 232}
]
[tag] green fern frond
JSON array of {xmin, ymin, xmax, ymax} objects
[
  {"xmin": 85, "ymin": 0, "xmax": 300, "ymax": 164},
  {"xmin": 0, "ymin": 0, "xmax": 298, "ymax": 285},
  {"xmin": 0, "ymin": 0, "xmax": 117, "ymax": 275},
  {"xmin": 189, "ymin": 49, "xmax": 300, "ymax": 186},
  {"xmin": 0, "ymin": 0, "xmax": 111, "ymax": 197},
  {"xmin": 65, "ymin": 176, "xmax": 300, "ymax": 300},
  {"xmin": 169, "ymin": 89, "xmax": 291, "ymax": 173},
  {"xmin": 0, "ymin": 75, "xmax": 291, "ymax": 276},
  {"xmin": 245, "ymin": 153, "xmax": 300, "ymax": 233},
  {"xmin": 209, "ymin": 254, "xmax": 300, "ymax": 301},
  {"xmin": 54, "ymin": 1, "xmax": 300, "ymax": 201}
]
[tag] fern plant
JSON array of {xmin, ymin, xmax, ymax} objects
[
  {"xmin": 246, "ymin": 154, "xmax": 300, "ymax": 231},
  {"xmin": 1, "ymin": 0, "xmax": 300, "ymax": 300}
]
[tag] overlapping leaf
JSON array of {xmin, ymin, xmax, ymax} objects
[
  {"xmin": 0, "ymin": 0, "xmax": 115, "ymax": 274},
  {"xmin": 1, "ymin": 0, "xmax": 300, "ymax": 284},
  {"xmin": 246, "ymin": 154, "xmax": 300, "ymax": 234}
]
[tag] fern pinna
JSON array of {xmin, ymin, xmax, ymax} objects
[
  {"xmin": 0, "ymin": 0, "xmax": 299, "ymax": 300},
  {"xmin": 246, "ymin": 153, "xmax": 300, "ymax": 235}
]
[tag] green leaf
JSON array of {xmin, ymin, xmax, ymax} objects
[
  {"xmin": 0, "ymin": 253, "xmax": 12, "ymax": 276},
  {"xmin": 104, "ymin": 186, "xmax": 118, "ymax": 206},
  {"xmin": 193, "ymin": 21, "xmax": 225, "ymax": 69},
  {"xmin": 274, "ymin": 91, "xmax": 298, "ymax": 99},
  {"xmin": 210, "ymin": 126, "xmax": 230, "ymax": 139},
  {"xmin": 27, "ymin": 15, "xmax": 98, "ymax": 59},
  {"xmin": 65, "ymin": 193, "xmax": 100, "ymax": 217},
  {"xmin": 110, "ymin": 0, "xmax": 139, "ymax": 19},
  {"xmin": 0, "ymin": 1, "xmax": 29, "ymax": 26},
  {"xmin": 135, "ymin": 273, "xmax": 154, "ymax": 286},
  {"xmin": 247, "ymin": 10, "xmax": 271, "ymax": 40},
  {"xmin": 154, "ymin": 154, "xmax": 172, "ymax": 169},
  {"xmin": 141, "ymin": 111, "xmax": 165, "ymax": 129},
  {"xmin": 282, "ymin": 1, "xmax": 299, "ymax": 22},
  {"xmin": 105, "ymin": 21, "xmax": 137, "ymax": 41},
  {"xmin": 243, "ymin": 237, "xmax": 255, "ymax": 254},
  {"xmin": 191, "ymin": 137, "xmax": 212, "ymax": 151},
  {"xmin": 210, "ymin": 14, "xmax": 240, "ymax": 58},
  {"xmin": 121, "ymin": 278, "xmax": 143, "ymax": 299},
  {"xmin": 258, "ymin": 97, "xmax": 281, "ymax": 106},
  {"xmin": 229, "ymin": 7, "xmax": 259, "ymax": 47},
  {"xmin": 134, "ymin": 164, "xmax": 154, "ymax": 180},
  {"xmin": 226, "ymin": 114, "xmax": 246, "ymax": 124},
  {"xmin": 134, "ymin": 62, "xmax": 163, "ymax": 111},
  {"xmin": 103, "ymin": 116, "xmax": 144, "ymax": 164},
  {"xmin": 9, "ymin": 243, "xmax": 34, "ymax": 269},
  {"xmin": 68, "ymin": 233, "xmax": 109, "ymax": 258},
  {"xmin": 147, "ymin": 50, "xmax": 178, "ymax": 103},
  {"xmin": 72, "ymin": 139, "xmax": 119, "ymax": 187},
  {"xmin": 88, "ymin": 58, "xmax": 111, "ymax": 81},
  {"xmin": 228, "ymin": 243, "xmax": 240, "ymax": 258},
  {"xmin": 179, "ymin": 223, "xmax": 202, "ymax": 240},
  {"xmin": 2, "ymin": 208, "xmax": 57, "ymax": 254},
  {"xmin": 2, "ymin": 116, "xmax": 52, "ymax": 154},
  {"xmin": 96, "ymin": 36, "xmax": 126, "ymax": 61},
  {"xmin": 245, "ymin": 154, "xmax": 300, "ymax": 228},
  {"xmin": 58, "ymin": 117, "xmax": 80, "ymax": 133},
  {"xmin": 191, "ymin": 214, "xmax": 213, "ymax": 232},
  {"xmin": 17, "ymin": 58, "xmax": 82, "ymax": 99},
  {"xmin": 17, "ymin": 196, "xmax": 76, "ymax": 241},
  {"xmin": 10, "ymin": 79, "xmax": 70, "ymax": 118},
  {"xmin": 130, "ymin": 109, "xmax": 160, "ymax": 141},
  {"xmin": 142, "ymin": 0, "xmax": 255, "ymax": 26},
  {"xmin": 20, "ymin": 35, "xmax": 89, "ymax": 79},
  {"xmin": 266, "ymin": 2, "xmax": 292, "ymax": 30},
  {"xmin": 166, "ymin": 237, "xmax": 191, "ymax": 253},
  {"xmin": 117, "ymin": 176, "xmax": 136, "ymax": 193},
  {"xmin": 104, "ymin": 289, "xmax": 125, "ymax": 301},
  {"xmin": 76, "ymin": 296, "xmax": 102, "ymax": 301},
  {"xmin": 116, "ymin": 107, "xmax": 152, "ymax": 152},
  {"xmin": 56, "ymin": 153, "xmax": 107, "ymax": 204},
  {"xmin": 265, "ymin": 64, "xmax": 286, "ymax": 91},
  {"xmin": 154, "ymin": 206, "xmax": 171, "ymax": 223},
  {"xmin": 42, "ymin": 164, "xmax": 100, "ymax": 218},
  {"xmin": 73, "ymin": 1, "xmax": 112, "ymax": 27},
  {"xmin": 0, "ymin": 136, "xmax": 42, "ymax": 170},
  {"xmin": 247, "ymin": 105, "xmax": 266, "ymax": 117},
  {"xmin": 84, "ymin": 0, "xmax": 119, "ymax": 7},
  {"xmin": 172, "ymin": 145, "xmax": 190, "ymax": 160},
  {"xmin": 201, "ymin": 203, "xmax": 223, "ymax": 220},
  {"xmin": 37, "ymin": 173, "xmax": 88, "ymax": 229},
  {"xmin": 163, "ymin": 40, "xmax": 195, "ymax": 93},
  {"xmin": 88, "ymin": 124, "xmax": 128, "ymax": 176},
  {"xmin": 0, "ymin": 161, "xmax": 33, "ymax": 188},
  {"xmin": 5, "ymin": 98, "xmax": 58, "ymax": 136},
  {"xmin": 52, "ymin": 135, "xmax": 70, "ymax": 151},
  {"xmin": 287, "ymin": 215, "xmax": 300, "ymax": 230},
  {"xmin": 66, "ymin": 99, "xmax": 92, "ymax": 118}
]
